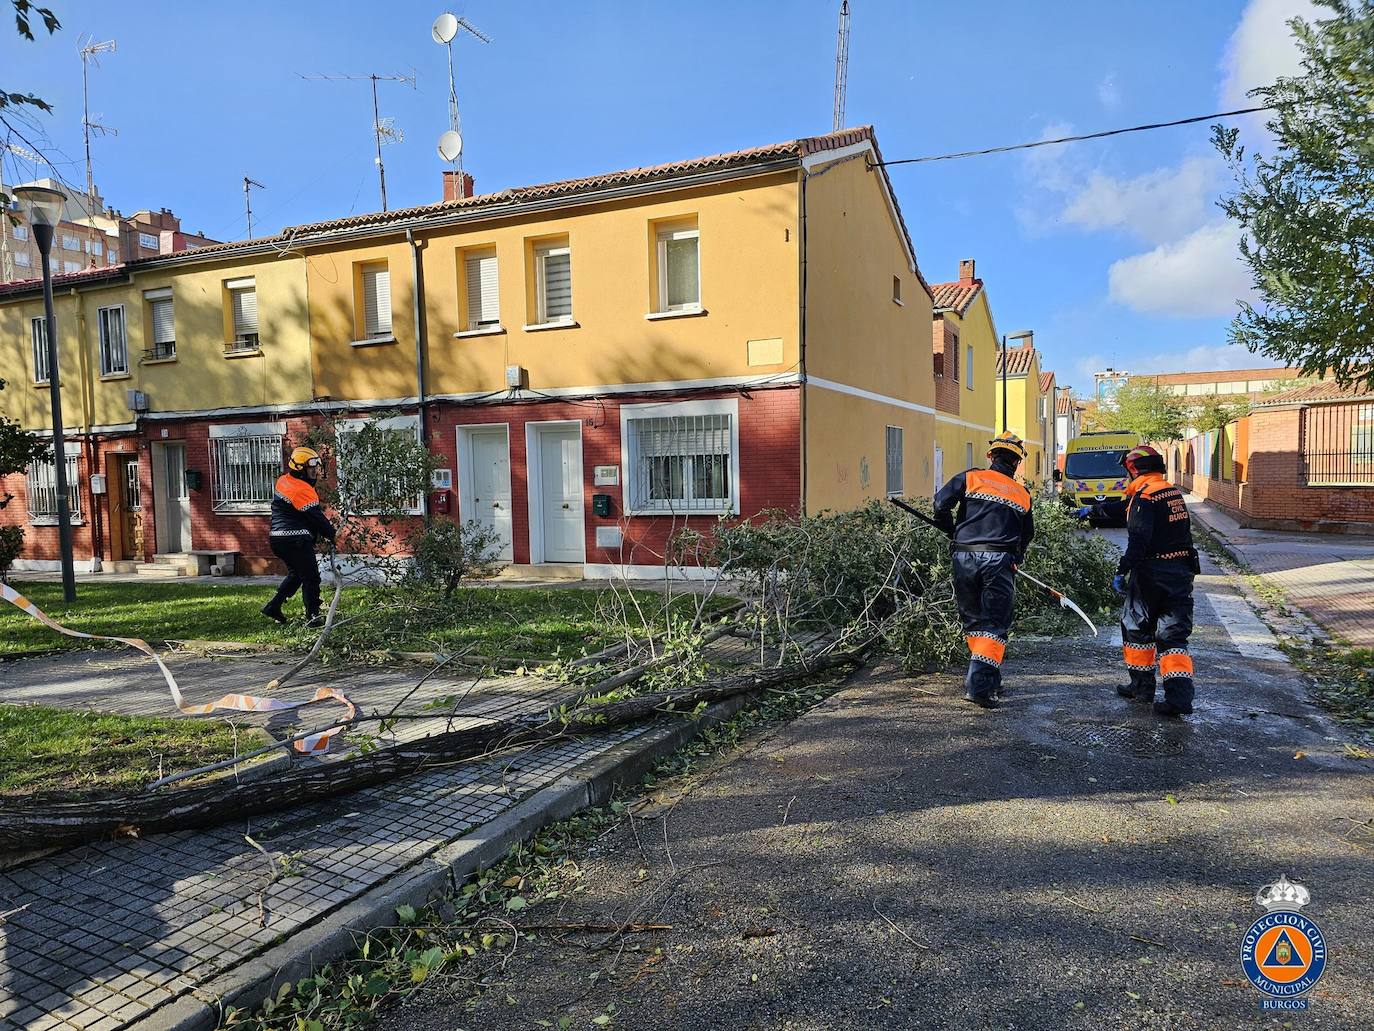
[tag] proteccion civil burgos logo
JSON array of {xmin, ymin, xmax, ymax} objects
[{"xmin": 1240, "ymin": 875, "xmax": 1327, "ymax": 1011}]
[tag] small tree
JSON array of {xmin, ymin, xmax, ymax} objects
[
  {"xmin": 407, "ymin": 518, "xmax": 505, "ymax": 599},
  {"xmin": 1192, "ymin": 395, "xmax": 1250, "ymax": 433},
  {"xmin": 1213, "ymin": 0, "xmax": 1374, "ymax": 390},
  {"xmin": 1084, "ymin": 380, "xmax": 1187, "ymax": 442},
  {"xmin": 0, "ymin": 377, "xmax": 50, "ymax": 514}
]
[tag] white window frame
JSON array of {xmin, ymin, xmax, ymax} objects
[
  {"xmin": 30, "ymin": 316, "xmax": 49, "ymax": 384},
  {"xmin": 61, "ymin": 234, "xmax": 81, "ymax": 251},
  {"xmin": 13, "ymin": 251, "xmax": 30, "ymax": 268},
  {"xmin": 12, "ymin": 225, "xmax": 28, "ymax": 241},
  {"xmin": 226, "ymin": 276, "xmax": 260, "ymax": 351},
  {"xmin": 138, "ymin": 232, "xmax": 159, "ymax": 250},
  {"xmin": 966, "ymin": 343, "xmax": 974, "ymax": 390},
  {"xmin": 535, "ymin": 244, "xmax": 573, "ymax": 324},
  {"xmin": 26, "ymin": 445, "xmax": 81, "ymax": 524},
  {"xmin": 359, "ymin": 262, "xmax": 393, "ymax": 340},
  {"xmin": 619, "ymin": 397, "xmax": 740, "ymax": 516},
  {"xmin": 62, "ymin": 260, "xmax": 81, "ymax": 273},
  {"xmin": 209, "ymin": 422, "xmax": 285, "ymax": 513},
  {"xmin": 85, "ymin": 238, "xmax": 103, "ymax": 256},
  {"xmin": 656, "ymin": 227, "xmax": 701, "ymax": 314},
  {"xmin": 97, "ymin": 304, "xmax": 128, "ymax": 376},
  {"xmin": 885, "ymin": 425, "xmax": 904, "ymax": 497},
  {"xmin": 337, "ymin": 413, "xmax": 424, "ymax": 516},
  {"xmin": 145, "ymin": 287, "xmax": 176, "ymax": 360},
  {"xmin": 463, "ymin": 249, "xmax": 501, "ymax": 330},
  {"xmin": 891, "ymin": 275, "xmax": 902, "ymax": 306},
  {"xmin": 965, "ymin": 442, "xmax": 974, "ymax": 469}
]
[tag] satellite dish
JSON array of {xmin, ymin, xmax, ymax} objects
[
  {"xmin": 437, "ymin": 130, "xmax": 463, "ymax": 162},
  {"xmin": 432, "ymin": 12, "xmax": 458, "ymax": 44}
]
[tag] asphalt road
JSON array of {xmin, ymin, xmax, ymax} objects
[{"xmin": 375, "ymin": 545, "xmax": 1374, "ymax": 1030}]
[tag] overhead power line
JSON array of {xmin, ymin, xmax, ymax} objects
[{"xmin": 871, "ymin": 104, "xmax": 1275, "ymax": 167}]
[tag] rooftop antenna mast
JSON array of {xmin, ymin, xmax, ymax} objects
[
  {"xmin": 243, "ymin": 176, "xmax": 266, "ymax": 239},
  {"xmin": 300, "ymin": 70, "xmax": 417, "ymax": 211},
  {"xmin": 79, "ymin": 36, "xmax": 118, "ymax": 266},
  {"xmin": 833, "ymin": 0, "xmax": 850, "ymax": 132},
  {"xmin": 431, "ymin": 13, "xmax": 491, "ymax": 198}
]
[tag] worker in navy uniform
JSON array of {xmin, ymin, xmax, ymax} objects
[
  {"xmin": 933, "ymin": 432, "xmax": 1036, "ymax": 708},
  {"xmin": 261, "ymin": 446, "xmax": 335, "ymax": 625},
  {"xmin": 1076, "ymin": 444, "xmax": 1199, "ymax": 717}
]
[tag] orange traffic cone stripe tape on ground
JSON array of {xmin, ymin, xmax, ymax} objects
[{"xmin": 1, "ymin": 582, "xmax": 355, "ymax": 754}]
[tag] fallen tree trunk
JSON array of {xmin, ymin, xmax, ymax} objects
[{"xmin": 0, "ymin": 642, "xmax": 868, "ymax": 852}]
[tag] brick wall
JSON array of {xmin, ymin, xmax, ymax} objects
[
  {"xmin": 1180, "ymin": 407, "xmax": 1374, "ymax": 533},
  {"xmin": 931, "ymin": 318, "xmax": 960, "ymax": 416}
]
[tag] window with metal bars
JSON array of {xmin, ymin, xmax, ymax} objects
[
  {"xmin": 27, "ymin": 452, "xmax": 80, "ymax": 521},
  {"xmin": 226, "ymin": 278, "xmax": 259, "ymax": 352},
  {"xmin": 210, "ymin": 433, "xmax": 282, "ymax": 511},
  {"xmin": 144, "ymin": 290, "xmax": 175, "ymax": 361},
  {"xmin": 624, "ymin": 408, "xmax": 735, "ymax": 513},
  {"xmin": 885, "ymin": 425, "xmax": 904, "ymax": 497},
  {"xmin": 1303, "ymin": 402, "xmax": 1374, "ymax": 485}
]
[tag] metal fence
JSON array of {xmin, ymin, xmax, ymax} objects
[{"xmin": 1302, "ymin": 402, "xmax": 1374, "ymax": 486}]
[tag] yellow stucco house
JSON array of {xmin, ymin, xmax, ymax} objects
[
  {"xmin": 994, "ymin": 333, "xmax": 1057, "ymax": 486},
  {"xmin": 2, "ymin": 126, "xmax": 944, "ymax": 577},
  {"xmin": 929, "ymin": 259, "xmax": 999, "ymax": 487}
]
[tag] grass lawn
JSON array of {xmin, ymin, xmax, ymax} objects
[
  {"xmin": 0, "ymin": 579, "xmax": 726, "ymax": 662},
  {"xmin": 0, "ymin": 703, "xmax": 270, "ymax": 798}
]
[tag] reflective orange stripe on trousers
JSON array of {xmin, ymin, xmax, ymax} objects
[
  {"xmin": 967, "ymin": 635, "xmax": 1006, "ymax": 665},
  {"xmin": 1159, "ymin": 650, "xmax": 1194, "ymax": 678},
  {"xmin": 1122, "ymin": 645, "xmax": 1157, "ymax": 669}
]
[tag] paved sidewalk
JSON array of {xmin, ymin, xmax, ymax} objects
[
  {"xmin": 1185, "ymin": 495, "xmax": 1374, "ymax": 648},
  {"xmin": 379, "ymin": 557, "xmax": 1374, "ymax": 1030}
]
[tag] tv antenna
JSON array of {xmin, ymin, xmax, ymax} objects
[
  {"xmin": 431, "ymin": 12, "xmax": 490, "ymax": 197},
  {"xmin": 832, "ymin": 1, "xmax": 850, "ymax": 132},
  {"xmin": 300, "ymin": 70, "xmax": 417, "ymax": 211},
  {"xmin": 79, "ymin": 36, "xmax": 118, "ymax": 266},
  {"xmin": 243, "ymin": 176, "xmax": 266, "ymax": 239}
]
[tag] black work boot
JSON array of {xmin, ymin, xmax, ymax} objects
[
  {"xmin": 304, "ymin": 609, "xmax": 324, "ymax": 629},
  {"xmin": 963, "ymin": 660, "xmax": 999, "ymax": 709},
  {"xmin": 260, "ymin": 601, "xmax": 288, "ymax": 625},
  {"xmin": 1154, "ymin": 677, "xmax": 1194, "ymax": 717},
  {"xmin": 1116, "ymin": 669, "xmax": 1156, "ymax": 703}
]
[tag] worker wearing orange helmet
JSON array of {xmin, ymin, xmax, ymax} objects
[
  {"xmin": 1078, "ymin": 444, "xmax": 1199, "ymax": 717},
  {"xmin": 261, "ymin": 446, "xmax": 336, "ymax": 625},
  {"xmin": 933, "ymin": 431, "xmax": 1036, "ymax": 708}
]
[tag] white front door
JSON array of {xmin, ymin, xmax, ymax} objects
[
  {"xmin": 155, "ymin": 442, "xmax": 191, "ymax": 553},
  {"xmin": 538, "ymin": 427, "xmax": 584, "ymax": 563},
  {"xmin": 461, "ymin": 426, "xmax": 513, "ymax": 560},
  {"xmin": 933, "ymin": 445, "xmax": 944, "ymax": 490}
]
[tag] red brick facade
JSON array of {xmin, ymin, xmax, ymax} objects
[
  {"xmin": 932, "ymin": 318, "xmax": 961, "ymax": 416},
  {"xmin": 2, "ymin": 387, "xmax": 803, "ymax": 574},
  {"xmin": 1176, "ymin": 405, "xmax": 1374, "ymax": 535}
]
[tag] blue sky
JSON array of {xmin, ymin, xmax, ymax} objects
[{"xmin": 1, "ymin": 0, "xmax": 1319, "ymax": 393}]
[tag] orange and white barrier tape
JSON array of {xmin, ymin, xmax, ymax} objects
[{"xmin": 1, "ymin": 582, "xmax": 355, "ymax": 754}]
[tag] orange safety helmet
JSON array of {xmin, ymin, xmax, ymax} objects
[
  {"xmin": 287, "ymin": 446, "xmax": 322, "ymax": 474},
  {"xmin": 1120, "ymin": 444, "xmax": 1164, "ymax": 478}
]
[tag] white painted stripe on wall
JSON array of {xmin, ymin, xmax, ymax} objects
[
  {"xmin": 936, "ymin": 413, "xmax": 995, "ymax": 432},
  {"xmin": 806, "ymin": 376, "xmax": 937, "ymax": 416}
]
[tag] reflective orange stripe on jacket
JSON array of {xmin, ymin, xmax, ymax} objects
[
  {"xmin": 1159, "ymin": 650, "xmax": 1194, "ymax": 679},
  {"xmin": 1123, "ymin": 644, "xmax": 1157, "ymax": 670},
  {"xmin": 967, "ymin": 634, "xmax": 1006, "ymax": 666},
  {"xmin": 965, "ymin": 469, "xmax": 1031, "ymax": 512}
]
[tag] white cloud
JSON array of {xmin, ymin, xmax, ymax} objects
[
  {"xmin": 1061, "ymin": 157, "xmax": 1220, "ymax": 245},
  {"xmin": 1219, "ymin": 0, "xmax": 1321, "ymax": 108},
  {"xmin": 1107, "ymin": 222, "xmax": 1255, "ymax": 318},
  {"xmin": 1129, "ymin": 343, "xmax": 1265, "ymax": 375}
]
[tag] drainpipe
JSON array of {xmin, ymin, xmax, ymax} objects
[
  {"xmin": 798, "ymin": 169, "xmax": 809, "ymax": 517},
  {"xmin": 406, "ymin": 228, "xmax": 430, "ymax": 522}
]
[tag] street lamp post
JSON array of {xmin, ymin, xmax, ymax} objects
[{"xmin": 15, "ymin": 185, "xmax": 77, "ymax": 602}]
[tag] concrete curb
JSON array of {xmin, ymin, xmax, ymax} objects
[
  {"xmin": 131, "ymin": 689, "xmax": 761, "ymax": 1030},
  {"xmin": 1186, "ymin": 504, "xmax": 1248, "ymax": 568}
]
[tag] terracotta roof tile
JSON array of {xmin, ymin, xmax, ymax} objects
[
  {"xmin": 1056, "ymin": 393, "xmax": 1075, "ymax": 415},
  {"xmin": 996, "ymin": 345, "xmax": 1037, "ymax": 377},
  {"xmin": 1039, "ymin": 371, "xmax": 1055, "ymax": 392},
  {"xmin": 929, "ymin": 280, "xmax": 982, "ymax": 315},
  {"xmin": 0, "ymin": 263, "xmax": 129, "ymax": 298},
  {"xmin": 1258, "ymin": 380, "xmax": 1374, "ymax": 406}
]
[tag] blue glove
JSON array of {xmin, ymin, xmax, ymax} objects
[
  {"xmin": 1112, "ymin": 574, "xmax": 1127, "ymax": 595},
  {"xmin": 1074, "ymin": 506, "xmax": 1093, "ymax": 520}
]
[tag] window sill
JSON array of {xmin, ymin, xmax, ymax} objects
[
  {"xmin": 100, "ymin": 372, "xmax": 131, "ymax": 382},
  {"xmin": 624, "ymin": 506, "xmax": 734, "ymax": 518},
  {"xmin": 522, "ymin": 320, "xmax": 579, "ymax": 333},
  {"xmin": 212, "ymin": 504, "xmax": 271, "ymax": 516},
  {"xmin": 644, "ymin": 307, "xmax": 707, "ymax": 321},
  {"xmin": 351, "ymin": 335, "xmax": 397, "ymax": 348},
  {"xmin": 454, "ymin": 325, "xmax": 506, "ymax": 339},
  {"xmin": 29, "ymin": 517, "xmax": 86, "ymax": 527},
  {"xmin": 224, "ymin": 346, "xmax": 263, "ymax": 359},
  {"xmin": 141, "ymin": 356, "xmax": 177, "ymax": 366},
  {"xmin": 892, "ymin": 298, "xmax": 904, "ymax": 307},
  {"xmin": 32, "ymin": 380, "xmax": 50, "ymax": 388}
]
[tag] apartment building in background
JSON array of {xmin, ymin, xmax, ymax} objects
[
  {"xmin": 1, "ymin": 126, "xmax": 946, "ymax": 577},
  {"xmin": 1, "ymin": 178, "xmax": 218, "ymax": 283},
  {"xmin": 929, "ymin": 258, "xmax": 998, "ymax": 487}
]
